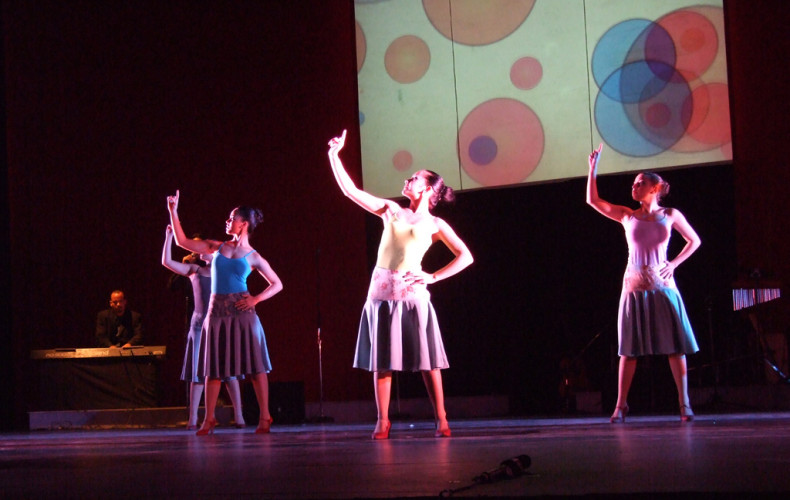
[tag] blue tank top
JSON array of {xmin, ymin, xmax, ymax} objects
[{"xmin": 211, "ymin": 244, "xmax": 254, "ymax": 294}]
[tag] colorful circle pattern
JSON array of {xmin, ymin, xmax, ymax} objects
[
  {"xmin": 385, "ymin": 35, "xmax": 431, "ymax": 84},
  {"xmin": 591, "ymin": 7, "xmax": 729, "ymax": 157},
  {"xmin": 459, "ymin": 98, "xmax": 544, "ymax": 187}
]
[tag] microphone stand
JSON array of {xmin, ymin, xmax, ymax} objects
[{"xmin": 311, "ymin": 248, "xmax": 333, "ymax": 423}]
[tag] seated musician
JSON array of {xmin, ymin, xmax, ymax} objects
[{"xmin": 95, "ymin": 290, "xmax": 144, "ymax": 348}]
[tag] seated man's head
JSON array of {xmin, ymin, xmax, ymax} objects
[{"xmin": 109, "ymin": 290, "xmax": 127, "ymax": 316}]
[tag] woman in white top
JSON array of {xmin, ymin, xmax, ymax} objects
[
  {"xmin": 328, "ymin": 130, "xmax": 473, "ymax": 439},
  {"xmin": 586, "ymin": 144, "xmax": 701, "ymax": 423}
]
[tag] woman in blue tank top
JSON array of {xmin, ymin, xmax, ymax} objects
[
  {"xmin": 161, "ymin": 225, "xmax": 246, "ymax": 430},
  {"xmin": 167, "ymin": 190, "xmax": 283, "ymax": 435}
]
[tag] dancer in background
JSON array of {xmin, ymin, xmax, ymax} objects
[
  {"xmin": 327, "ymin": 130, "xmax": 473, "ymax": 439},
  {"xmin": 167, "ymin": 191, "xmax": 283, "ymax": 435},
  {"xmin": 586, "ymin": 144, "xmax": 701, "ymax": 422},
  {"xmin": 162, "ymin": 225, "xmax": 245, "ymax": 430}
]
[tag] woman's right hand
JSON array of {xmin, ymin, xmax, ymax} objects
[
  {"xmin": 588, "ymin": 143, "xmax": 602, "ymax": 173},
  {"xmin": 167, "ymin": 190, "xmax": 180, "ymax": 213},
  {"xmin": 328, "ymin": 129, "xmax": 347, "ymax": 154},
  {"xmin": 165, "ymin": 225, "xmax": 173, "ymax": 238}
]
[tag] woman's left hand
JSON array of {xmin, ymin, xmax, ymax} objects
[
  {"xmin": 658, "ymin": 261, "xmax": 676, "ymax": 280},
  {"xmin": 235, "ymin": 295, "xmax": 257, "ymax": 312},
  {"xmin": 404, "ymin": 270, "xmax": 436, "ymax": 286}
]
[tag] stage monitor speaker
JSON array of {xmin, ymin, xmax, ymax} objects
[{"xmin": 241, "ymin": 381, "xmax": 305, "ymax": 425}]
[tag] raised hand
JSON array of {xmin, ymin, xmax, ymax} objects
[
  {"xmin": 165, "ymin": 225, "xmax": 173, "ymax": 238},
  {"xmin": 588, "ymin": 143, "xmax": 603, "ymax": 172},
  {"xmin": 167, "ymin": 190, "xmax": 180, "ymax": 213},
  {"xmin": 328, "ymin": 129, "xmax": 347, "ymax": 153}
]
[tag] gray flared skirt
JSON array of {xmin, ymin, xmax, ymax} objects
[
  {"xmin": 353, "ymin": 267, "xmax": 449, "ymax": 372},
  {"xmin": 618, "ymin": 287, "xmax": 699, "ymax": 356},
  {"xmin": 180, "ymin": 312, "xmax": 205, "ymax": 383},
  {"xmin": 197, "ymin": 293, "xmax": 272, "ymax": 380}
]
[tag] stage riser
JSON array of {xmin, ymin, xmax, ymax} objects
[
  {"xmin": 29, "ymin": 386, "xmax": 790, "ymax": 430},
  {"xmin": 29, "ymin": 395, "xmax": 511, "ymax": 430}
]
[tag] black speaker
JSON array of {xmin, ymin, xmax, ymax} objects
[{"xmin": 241, "ymin": 380, "xmax": 305, "ymax": 425}]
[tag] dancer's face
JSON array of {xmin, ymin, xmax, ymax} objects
[
  {"xmin": 631, "ymin": 174, "xmax": 657, "ymax": 202},
  {"xmin": 225, "ymin": 209, "xmax": 247, "ymax": 236},
  {"xmin": 402, "ymin": 171, "xmax": 430, "ymax": 200}
]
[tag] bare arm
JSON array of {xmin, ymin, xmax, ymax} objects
[
  {"xmin": 409, "ymin": 218, "xmax": 473, "ymax": 285},
  {"xmin": 659, "ymin": 208, "xmax": 702, "ymax": 280},
  {"xmin": 166, "ymin": 190, "xmax": 222, "ymax": 254},
  {"xmin": 586, "ymin": 144, "xmax": 631, "ymax": 222},
  {"xmin": 234, "ymin": 252, "xmax": 284, "ymax": 311},
  {"xmin": 161, "ymin": 225, "xmax": 200, "ymax": 276},
  {"xmin": 327, "ymin": 130, "xmax": 398, "ymax": 216}
]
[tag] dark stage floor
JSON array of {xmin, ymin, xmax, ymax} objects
[{"xmin": 2, "ymin": 412, "xmax": 790, "ymax": 499}]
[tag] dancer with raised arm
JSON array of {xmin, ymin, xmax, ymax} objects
[
  {"xmin": 327, "ymin": 130, "xmax": 473, "ymax": 439},
  {"xmin": 167, "ymin": 191, "xmax": 283, "ymax": 434},
  {"xmin": 161, "ymin": 225, "xmax": 246, "ymax": 430},
  {"xmin": 586, "ymin": 144, "xmax": 701, "ymax": 422}
]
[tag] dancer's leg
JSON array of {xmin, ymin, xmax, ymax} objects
[
  {"xmin": 612, "ymin": 356, "xmax": 637, "ymax": 417},
  {"xmin": 188, "ymin": 382, "xmax": 204, "ymax": 427},
  {"xmin": 422, "ymin": 369, "xmax": 449, "ymax": 433},
  {"xmin": 373, "ymin": 371, "xmax": 392, "ymax": 434},
  {"xmin": 224, "ymin": 378, "xmax": 245, "ymax": 426},
  {"xmin": 197, "ymin": 378, "xmax": 221, "ymax": 434},
  {"xmin": 250, "ymin": 372, "xmax": 271, "ymax": 431},
  {"xmin": 668, "ymin": 354, "xmax": 689, "ymax": 405}
]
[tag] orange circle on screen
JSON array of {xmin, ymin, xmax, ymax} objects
[
  {"xmin": 392, "ymin": 150, "xmax": 414, "ymax": 172},
  {"xmin": 385, "ymin": 35, "xmax": 430, "ymax": 84},
  {"xmin": 510, "ymin": 56, "xmax": 543, "ymax": 90},
  {"xmin": 423, "ymin": 0, "xmax": 535, "ymax": 46},
  {"xmin": 459, "ymin": 98, "xmax": 544, "ymax": 186}
]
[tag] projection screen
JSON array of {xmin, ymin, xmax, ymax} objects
[{"xmin": 354, "ymin": 0, "xmax": 731, "ymax": 198}]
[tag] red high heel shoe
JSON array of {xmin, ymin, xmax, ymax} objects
[
  {"xmin": 680, "ymin": 404, "xmax": 695, "ymax": 422},
  {"xmin": 610, "ymin": 404, "xmax": 629, "ymax": 423},
  {"xmin": 434, "ymin": 426, "xmax": 452, "ymax": 438},
  {"xmin": 371, "ymin": 421, "xmax": 391, "ymax": 440},
  {"xmin": 434, "ymin": 420, "xmax": 451, "ymax": 438},
  {"xmin": 255, "ymin": 417, "xmax": 273, "ymax": 434},
  {"xmin": 196, "ymin": 418, "xmax": 217, "ymax": 436}
]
